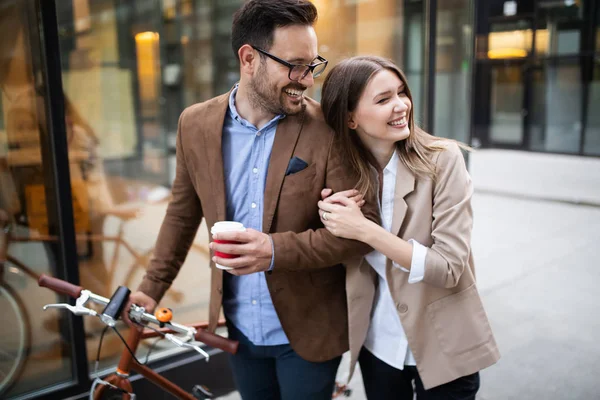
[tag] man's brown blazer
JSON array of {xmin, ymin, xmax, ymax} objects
[{"xmin": 138, "ymin": 91, "xmax": 379, "ymax": 362}]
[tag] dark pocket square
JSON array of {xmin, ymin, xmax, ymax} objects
[{"xmin": 285, "ymin": 156, "xmax": 308, "ymax": 176}]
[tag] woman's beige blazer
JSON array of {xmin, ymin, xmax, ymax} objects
[{"xmin": 345, "ymin": 142, "xmax": 500, "ymax": 389}]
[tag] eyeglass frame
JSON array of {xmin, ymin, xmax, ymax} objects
[{"xmin": 251, "ymin": 46, "xmax": 328, "ymax": 82}]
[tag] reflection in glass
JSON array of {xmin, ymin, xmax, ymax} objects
[
  {"xmin": 0, "ymin": 1, "xmax": 74, "ymax": 397},
  {"xmin": 56, "ymin": 0, "xmax": 213, "ymax": 374},
  {"xmin": 490, "ymin": 65, "xmax": 524, "ymax": 144}
]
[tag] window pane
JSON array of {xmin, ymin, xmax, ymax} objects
[
  {"xmin": 0, "ymin": 1, "xmax": 75, "ymax": 397},
  {"xmin": 404, "ymin": 3, "xmax": 425, "ymax": 125},
  {"xmin": 597, "ymin": 4, "xmax": 600, "ymax": 52},
  {"xmin": 490, "ymin": 65, "xmax": 524, "ymax": 144},
  {"xmin": 535, "ymin": 1, "xmax": 585, "ymax": 56},
  {"xmin": 584, "ymin": 61, "xmax": 600, "ymax": 155},
  {"xmin": 434, "ymin": 0, "xmax": 472, "ymax": 142},
  {"xmin": 530, "ymin": 61, "xmax": 582, "ymax": 153}
]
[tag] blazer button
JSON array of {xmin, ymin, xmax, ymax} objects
[
  {"xmin": 217, "ymin": 287, "xmax": 223, "ymax": 294},
  {"xmin": 397, "ymin": 303, "xmax": 408, "ymax": 313}
]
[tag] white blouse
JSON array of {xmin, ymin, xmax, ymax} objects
[{"xmin": 363, "ymin": 151, "xmax": 428, "ymax": 370}]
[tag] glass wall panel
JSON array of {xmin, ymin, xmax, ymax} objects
[
  {"xmin": 490, "ymin": 65, "xmax": 524, "ymax": 144},
  {"xmin": 403, "ymin": 1, "xmax": 425, "ymax": 126},
  {"xmin": 597, "ymin": 3, "xmax": 600, "ymax": 52},
  {"xmin": 584, "ymin": 61, "xmax": 600, "ymax": 155},
  {"xmin": 535, "ymin": 1, "xmax": 585, "ymax": 57},
  {"xmin": 434, "ymin": 0, "xmax": 472, "ymax": 142},
  {"xmin": 0, "ymin": 1, "xmax": 75, "ymax": 398},
  {"xmin": 530, "ymin": 61, "xmax": 582, "ymax": 153},
  {"xmin": 528, "ymin": 66, "xmax": 547, "ymax": 150}
]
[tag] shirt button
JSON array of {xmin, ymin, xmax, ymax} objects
[
  {"xmin": 253, "ymin": 168, "xmax": 258, "ymax": 174},
  {"xmin": 251, "ymin": 202, "xmax": 257, "ymax": 209},
  {"xmin": 397, "ymin": 303, "xmax": 408, "ymax": 313},
  {"xmin": 251, "ymin": 299, "xmax": 257, "ymax": 305},
  {"xmin": 256, "ymin": 131, "xmax": 262, "ymax": 136}
]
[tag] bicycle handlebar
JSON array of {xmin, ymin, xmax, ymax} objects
[
  {"xmin": 37, "ymin": 274, "xmax": 239, "ymax": 355},
  {"xmin": 39, "ymin": 274, "xmax": 83, "ymax": 298}
]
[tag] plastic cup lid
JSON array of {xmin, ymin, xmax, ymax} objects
[{"xmin": 211, "ymin": 221, "xmax": 245, "ymax": 234}]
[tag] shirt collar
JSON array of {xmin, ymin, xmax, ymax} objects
[
  {"xmin": 228, "ymin": 84, "xmax": 285, "ymax": 130},
  {"xmin": 383, "ymin": 150, "xmax": 399, "ymax": 177}
]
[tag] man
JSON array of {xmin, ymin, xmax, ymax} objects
[{"xmin": 126, "ymin": 1, "xmax": 379, "ymax": 399}]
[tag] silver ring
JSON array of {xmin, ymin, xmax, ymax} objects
[{"xmin": 322, "ymin": 211, "xmax": 329, "ymax": 221}]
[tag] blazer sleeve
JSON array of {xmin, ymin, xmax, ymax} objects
[
  {"xmin": 270, "ymin": 134, "xmax": 380, "ymax": 271},
  {"xmin": 422, "ymin": 142, "xmax": 474, "ymax": 288},
  {"xmin": 137, "ymin": 109, "xmax": 203, "ymax": 302}
]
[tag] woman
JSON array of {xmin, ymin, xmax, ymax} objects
[{"xmin": 318, "ymin": 56, "xmax": 500, "ymax": 399}]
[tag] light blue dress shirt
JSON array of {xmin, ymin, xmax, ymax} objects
[{"xmin": 221, "ymin": 86, "xmax": 289, "ymax": 345}]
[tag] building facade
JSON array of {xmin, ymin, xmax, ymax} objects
[{"xmin": 0, "ymin": 0, "xmax": 597, "ymax": 399}]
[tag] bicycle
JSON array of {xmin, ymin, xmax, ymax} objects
[
  {"xmin": 37, "ymin": 273, "xmax": 239, "ymax": 400},
  {"xmin": 0, "ymin": 205, "xmax": 211, "ymax": 396},
  {"xmin": 0, "ymin": 209, "xmax": 34, "ymax": 396}
]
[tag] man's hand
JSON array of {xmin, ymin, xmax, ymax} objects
[
  {"xmin": 210, "ymin": 228, "xmax": 273, "ymax": 276},
  {"xmin": 122, "ymin": 291, "xmax": 157, "ymax": 328},
  {"xmin": 320, "ymin": 188, "xmax": 365, "ymax": 208}
]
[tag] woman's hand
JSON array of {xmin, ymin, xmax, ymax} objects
[
  {"xmin": 318, "ymin": 192, "xmax": 368, "ymax": 241},
  {"xmin": 320, "ymin": 188, "xmax": 365, "ymax": 207}
]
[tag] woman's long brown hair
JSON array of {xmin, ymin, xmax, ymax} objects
[{"xmin": 321, "ymin": 56, "xmax": 466, "ymax": 195}]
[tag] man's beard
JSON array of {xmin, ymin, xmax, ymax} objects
[{"xmin": 247, "ymin": 63, "xmax": 305, "ymax": 116}]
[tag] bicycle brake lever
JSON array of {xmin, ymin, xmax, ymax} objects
[
  {"xmin": 43, "ymin": 302, "xmax": 99, "ymax": 317},
  {"xmin": 43, "ymin": 290, "xmax": 98, "ymax": 317},
  {"xmin": 164, "ymin": 334, "xmax": 210, "ymax": 361}
]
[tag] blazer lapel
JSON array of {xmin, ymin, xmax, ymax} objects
[
  {"xmin": 203, "ymin": 92, "xmax": 230, "ymax": 222},
  {"xmin": 262, "ymin": 107, "xmax": 305, "ymax": 233},
  {"xmin": 390, "ymin": 154, "xmax": 416, "ymax": 236}
]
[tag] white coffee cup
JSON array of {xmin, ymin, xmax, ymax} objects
[{"xmin": 210, "ymin": 221, "xmax": 246, "ymax": 270}]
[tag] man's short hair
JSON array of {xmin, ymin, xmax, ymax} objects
[{"xmin": 231, "ymin": 0, "xmax": 318, "ymax": 59}]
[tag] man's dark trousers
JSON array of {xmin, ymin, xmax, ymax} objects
[{"xmin": 227, "ymin": 322, "xmax": 341, "ymax": 400}]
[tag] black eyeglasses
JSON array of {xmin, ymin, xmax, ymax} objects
[{"xmin": 252, "ymin": 46, "xmax": 328, "ymax": 82}]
